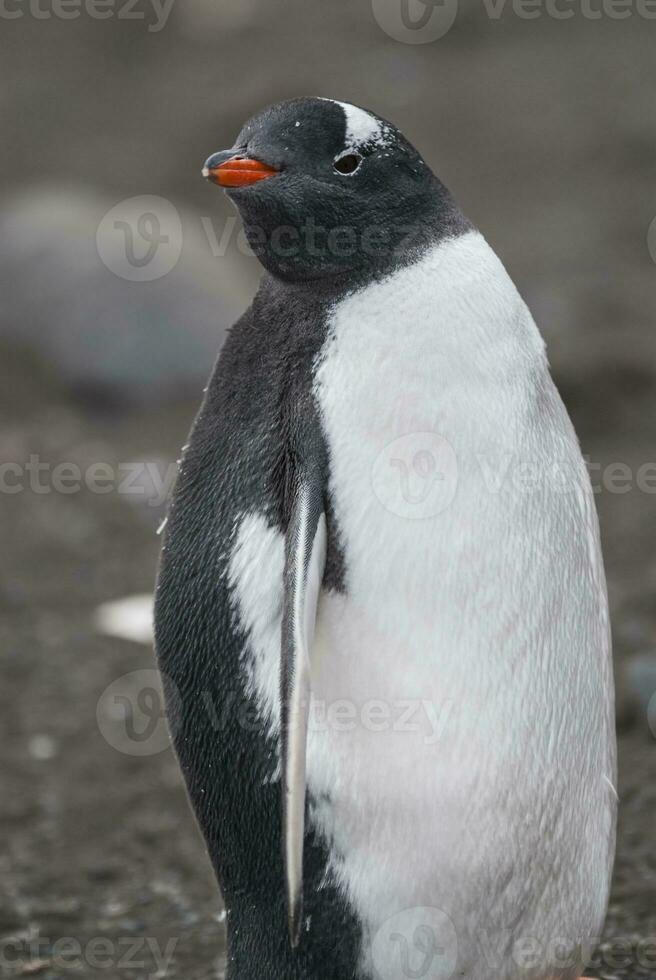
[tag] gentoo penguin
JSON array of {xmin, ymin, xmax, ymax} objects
[{"xmin": 154, "ymin": 97, "xmax": 617, "ymax": 980}]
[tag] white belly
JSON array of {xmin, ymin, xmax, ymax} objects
[{"xmin": 229, "ymin": 231, "xmax": 616, "ymax": 980}]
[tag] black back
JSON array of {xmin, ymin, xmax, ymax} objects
[{"xmin": 155, "ymin": 277, "xmax": 363, "ymax": 978}]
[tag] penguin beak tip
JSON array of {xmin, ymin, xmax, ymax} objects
[{"xmin": 202, "ymin": 153, "xmax": 279, "ymax": 189}]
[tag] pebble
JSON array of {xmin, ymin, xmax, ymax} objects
[
  {"xmin": 625, "ymin": 653, "xmax": 656, "ymax": 737},
  {"xmin": 27, "ymin": 736, "xmax": 58, "ymax": 761}
]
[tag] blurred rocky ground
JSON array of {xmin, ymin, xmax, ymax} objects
[{"xmin": 0, "ymin": 0, "xmax": 655, "ymax": 976}]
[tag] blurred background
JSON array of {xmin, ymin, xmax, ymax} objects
[{"xmin": 1, "ymin": 1, "xmax": 655, "ymax": 977}]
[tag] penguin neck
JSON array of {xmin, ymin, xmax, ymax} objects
[{"xmin": 241, "ymin": 178, "xmax": 471, "ymax": 290}]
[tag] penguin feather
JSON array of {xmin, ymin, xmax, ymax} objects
[{"xmin": 280, "ymin": 477, "xmax": 326, "ymax": 947}]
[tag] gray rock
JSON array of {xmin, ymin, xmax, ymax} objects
[
  {"xmin": 625, "ymin": 652, "xmax": 656, "ymax": 738},
  {"xmin": 0, "ymin": 187, "xmax": 254, "ymax": 404}
]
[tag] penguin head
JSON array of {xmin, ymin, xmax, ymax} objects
[{"xmin": 203, "ymin": 97, "xmax": 465, "ymax": 282}]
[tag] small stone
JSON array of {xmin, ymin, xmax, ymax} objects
[
  {"xmin": 27, "ymin": 735, "xmax": 58, "ymax": 761},
  {"xmin": 19, "ymin": 961, "xmax": 50, "ymax": 976},
  {"xmin": 624, "ymin": 652, "xmax": 656, "ymax": 737}
]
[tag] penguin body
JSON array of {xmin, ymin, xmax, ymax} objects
[{"xmin": 155, "ymin": 98, "xmax": 616, "ymax": 980}]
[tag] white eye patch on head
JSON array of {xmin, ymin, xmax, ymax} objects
[{"xmin": 319, "ymin": 98, "xmax": 394, "ymax": 153}]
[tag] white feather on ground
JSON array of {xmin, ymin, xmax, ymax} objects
[{"xmin": 94, "ymin": 594, "xmax": 154, "ymax": 644}]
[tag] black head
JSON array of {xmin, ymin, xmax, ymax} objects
[{"xmin": 203, "ymin": 97, "xmax": 467, "ymax": 283}]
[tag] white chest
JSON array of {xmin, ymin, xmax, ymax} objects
[{"xmin": 311, "ymin": 232, "xmax": 605, "ymax": 719}]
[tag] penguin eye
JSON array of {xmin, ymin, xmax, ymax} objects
[{"xmin": 333, "ymin": 152, "xmax": 363, "ymax": 176}]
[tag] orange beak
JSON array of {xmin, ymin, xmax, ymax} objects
[{"xmin": 202, "ymin": 154, "xmax": 279, "ymax": 188}]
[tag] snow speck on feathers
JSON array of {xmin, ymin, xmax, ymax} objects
[{"xmin": 318, "ymin": 98, "xmax": 391, "ymax": 150}]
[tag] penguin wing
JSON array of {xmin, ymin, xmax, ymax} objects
[{"xmin": 280, "ymin": 473, "xmax": 326, "ymax": 947}]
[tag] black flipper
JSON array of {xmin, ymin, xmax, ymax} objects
[{"xmin": 280, "ymin": 474, "xmax": 326, "ymax": 948}]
